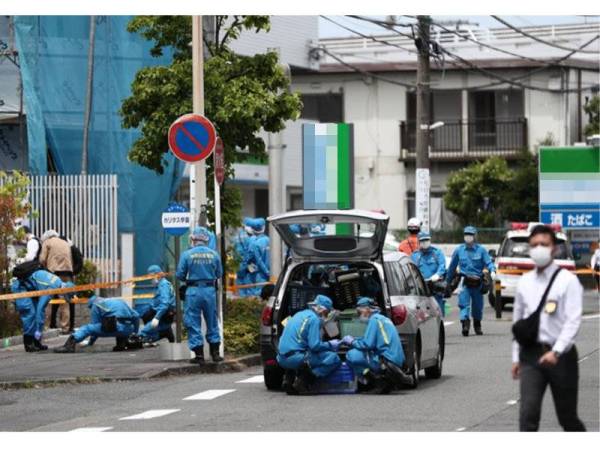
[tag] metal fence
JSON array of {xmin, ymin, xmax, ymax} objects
[
  {"xmin": 400, "ymin": 118, "xmax": 528, "ymax": 160},
  {"xmin": 26, "ymin": 174, "xmax": 119, "ymax": 282}
]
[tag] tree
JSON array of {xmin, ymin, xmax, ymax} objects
[
  {"xmin": 584, "ymin": 95, "xmax": 599, "ymax": 137},
  {"xmin": 443, "ymin": 152, "xmax": 540, "ymax": 228},
  {"xmin": 120, "ymin": 16, "xmax": 302, "ymax": 228},
  {"xmin": 0, "ymin": 171, "xmax": 33, "ymax": 337}
]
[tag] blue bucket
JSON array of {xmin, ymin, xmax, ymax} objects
[{"xmin": 313, "ymin": 362, "xmax": 357, "ymax": 394}]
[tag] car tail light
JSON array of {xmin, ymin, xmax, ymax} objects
[
  {"xmin": 498, "ymin": 261, "xmax": 534, "ymax": 271},
  {"xmin": 391, "ymin": 304, "xmax": 408, "ymax": 326},
  {"xmin": 261, "ymin": 305, "xmax": 273, "ymax": 326},
  {"xmin": 265, "ymin": 359, "xmax": 277, "ymax": 366}
]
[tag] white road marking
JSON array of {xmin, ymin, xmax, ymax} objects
[
  {"xmin": 236, "ymin": 375, "xmax": 264, "ymax": 384},
  {"xmin": 444, "ymin": 321, "xmax": 455, "ymax": 327},
  {"xmin": 183, "ymin": 389, "xmax": 236, "ymax": 400},
  {"xmin": 582, "ymin": 314, "xmax": 600, "ymax": 320},
  {"xmin": 119, "ymin": 409, "xmax": 180, "ymax": 420},
  {"xmin": 70, "ymin": 427, "xmax": 113, "ymax": 432},
  {"xmin": 456, "ymin": 427, "xmax": 467, "ymax": 432},
  {"xmin": 506, "ymin": 399, "xmax": 518, "ymax": 406}
]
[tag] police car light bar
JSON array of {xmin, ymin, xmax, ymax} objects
[{"xmin": 510, "ymin": 222, "xmax": 529, "ymax": 230}]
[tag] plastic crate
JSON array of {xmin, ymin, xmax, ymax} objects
[
  {"xmin": 287, "ymin": 284, "xmax": 330, "ymax": 315},
  {"xmin": 313, "ymin": 362, "xmax": 357, "ymax": 394}
]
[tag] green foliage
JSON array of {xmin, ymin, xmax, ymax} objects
[
  {"xmin": 443, "ymin": 152, "xmax": 539, "ymax": 228},
  {"xmin": 223, "ymin": 297, "xmax": 264, "ymax": 356},
  {"xmin": 120, "ymin": 15, "xmax": 302, "ymax": 230},
  {"xmin": 584, "ymin": 95, "xmax": 599, "ymax": 137},
  {"xmin": 75, "ymin": 260, "xmax": 100, "ymax": 298}
]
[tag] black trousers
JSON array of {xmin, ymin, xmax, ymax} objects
[{"xmin": 519, "ymin": 345, "xmax": 586, "ymax": 431}]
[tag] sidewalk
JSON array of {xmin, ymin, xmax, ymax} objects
[{"xmin": 0, "ymin": 335, "xmax": 260, "ymax": 389}]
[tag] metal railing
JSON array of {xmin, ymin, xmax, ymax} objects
[
  {"xmin": 399, "ymin": 118, "xmax": 528, "ymax": 160},
  {"xmin": 7, "ymin": 174, "xmax": 120, "ymax": 282}
]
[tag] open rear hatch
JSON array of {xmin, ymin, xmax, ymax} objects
[{"xmin": 268, "ymin": 209, "xmax": 389, "ymax": 260}]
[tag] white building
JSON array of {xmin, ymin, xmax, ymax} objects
[{"xmin": 241, "ymin": 21, "xmax": 599, "ymax": 231}]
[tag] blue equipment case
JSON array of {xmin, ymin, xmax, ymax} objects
[{"xmin": 313, "ymin": 362, "xmax": 357, "ymax": 394}]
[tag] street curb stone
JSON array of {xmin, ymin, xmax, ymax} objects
[
  {"xmin": 0, "ymin": 353, "xmax": 261, "ymax": 390},
  {"xmin": 1, "ymin": 329, "xmax": 61, "ymax": 349}
]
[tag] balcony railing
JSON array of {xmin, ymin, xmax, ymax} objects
[{"xmin": 399, "ymin": 118, "xmax": 528, "ymax": 160}]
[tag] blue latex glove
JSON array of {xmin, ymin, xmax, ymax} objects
[
  {"xmin": 328, "ymin": 339, "xmax": 342, "ymax": 351},
  {"xmin": 341, "ymin": 335, "xmax": 355, "ymax": 346}
]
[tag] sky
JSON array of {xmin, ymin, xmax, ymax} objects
[{"xmin": 319, "ymin": 15, "xmax": 600, "ymax": 38}]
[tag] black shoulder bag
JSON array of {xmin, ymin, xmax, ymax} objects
[{"xmin": 512, "ymin": 268, "xmax": 561, "ymax": 348}]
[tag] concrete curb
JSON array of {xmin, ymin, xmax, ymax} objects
[
  {"xmin": 1, "ymin": 329, "xmax": 62, "ymax": 349},
  {"xmin": 0, "ymin": 353, "xmax": 261, "ymax": 390}
]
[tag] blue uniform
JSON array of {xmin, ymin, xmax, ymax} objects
[
  {"xmin": 277, "ymin": 309, "xmax": 341, "ymax": 378},
  {"xmin": 446, "ymin": 243, "xmax": 496, "ymax": 321},
  {"xmin": 176, "ymin": 243, "xmax": 223, "ymax": 351},
  {"xmin": 139, "ymin": 278, "xmax": 176, "ymax": 342},
  {"xmin": 346, "ymin": 312, "xmax": 405, "ymax": 376},
  {"xmin": 245, "ymin": 233, "xmax": 270, "ymax": 296},
  {"xmin": 235, "ymin": 231, "xmax": 255, "ymax": 296},
  {"xmin": 412, "ymin": 246, "xmax": 447, "ymax": 316},
  {"xmin": 11, "ymin": 270, "xmax": 64, "ymax": 339},
  {"xmin": 73, "ymin": 298, "xmax": 139, "ymax": 343},
  {"xmin": 207, "ymin": 230, "xmax": 217, "ymax": 251}
]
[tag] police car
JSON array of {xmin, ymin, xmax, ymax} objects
[{"xmin": 493, "ymin": 222, "xmax": 575, "ymax": 308}]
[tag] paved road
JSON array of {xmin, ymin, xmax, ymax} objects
[{"xmin": 1, "ymin": 294, "xmax": 598, "ymax": 432}]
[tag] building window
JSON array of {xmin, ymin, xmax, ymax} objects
[{"xmin": 300, "ymin": 93, "xmax": 344, "ymax": 123}]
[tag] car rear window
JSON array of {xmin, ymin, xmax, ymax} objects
[{"xmin": 500, "ymin": 237, "xmax": 571, "ymax": 259}]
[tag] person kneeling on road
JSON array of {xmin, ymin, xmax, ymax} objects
[
  {"xmin": 11, "ymin": 269, "xmax": 69, "ymax": 352},
  {"xmin": 344, "ymin": 297, "xmax": 410, "ymax": 394},
  {"xmin": 138, "ymin": 265, "xmax": 176, "ymax": 344},
  {"xmin": 277, "ymin": 295, "xmax": 342, "ymax": 394},
  {"xmin": 54, "ymin": 296, "xmax": 140, "ymax": 353}
]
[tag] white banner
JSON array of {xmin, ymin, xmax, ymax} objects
[
  {"xmin": 161, "ymin": 212, "xmax": 191, "ymax": 229},
  {"xmin": 416, "ymin": 168, "xmax": 431, "ymax": 233}
]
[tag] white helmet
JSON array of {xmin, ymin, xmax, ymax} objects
[{"xmin": 407, "ymin": 217, "xmax": 421, "ymax": 234}]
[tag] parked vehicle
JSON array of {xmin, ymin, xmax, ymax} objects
[
  {"xmin": 491, "ymin": 222, "xmax": 575, "ymax": 308},
  {"xmin": 260, "ymin": 209, "xmax": 445, "ymax": 391}
]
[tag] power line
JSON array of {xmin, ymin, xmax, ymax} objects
[
  {"xmin": 492, "ymin": 15, "xmax": 600, "ymax": 54},
  {"xmin": 313, "ymin": 46, "xmax": 417, "ymax": 89}
]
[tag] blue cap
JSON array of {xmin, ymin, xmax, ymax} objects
[
  {"xmin": 242, "ymin": 217, "xmax": 252, "ymax": 227},
  {"xmin": 417, "ymin": 231, "xmax": 431, "ymax": 241},
  {"xmin": 191, "ymin": 226, "xmax": 210, "ymax": 241},
  {"xmin": 147, "ymin": 264, "xmax": 162, "ymax": 275},
  {"xmin": 250, "ymin": 218, "xmax": 266, "ymax": 232},
  {"xmin": 309, "ymin": 294, "xmax": 333, "ymax": 311},
  {"xmin": 356, "ymin": 297, "xmax": 377, "ymax": 309},
  {"xmin": 464, "ymin": 226, "xmax": 477, "ymax": 235}
]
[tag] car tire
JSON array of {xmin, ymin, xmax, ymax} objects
[
  {"xmin": 408, "ymin": 336, "xmax": 421, "ymax": 390},
  {"xmin": 425, "ymin": 326, "xmax": 444, "ymax": 379},
  {"xmin": 263, "ymin": 365, "xmax": 284, "ymax": 391}
]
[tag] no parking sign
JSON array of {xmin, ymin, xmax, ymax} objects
[{"xmin": 168, "ymin": 114, "xmax": 217, "ymax": 163}]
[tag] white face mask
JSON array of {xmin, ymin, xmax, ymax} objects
[
  {"xmin": 420, "ymin": 240, "xmax": 431, "ymax": 250},
  {"xmin": 530, "ymin": 245, "xmax": 553, "ymax": 268},
  {"xmin": 464, "ymin": 235, "xmax": 475, "ymax": 244}
]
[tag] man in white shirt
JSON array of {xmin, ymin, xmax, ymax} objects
[
  {"xmin": 512, "ymin": 224, "xmax": 586, "ymax": 432},
  {"xmin": 19, "ymin": 226, "xmax": 41, "ymax": 263}
]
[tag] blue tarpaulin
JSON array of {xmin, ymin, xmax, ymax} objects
[{"xmin": 13, "ymin": 16, "xmax": 184, "ymax": 275}]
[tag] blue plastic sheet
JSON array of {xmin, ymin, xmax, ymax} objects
[{"xmin": 14, "ymin": 16, "xmax": 184, "ymax": 274}]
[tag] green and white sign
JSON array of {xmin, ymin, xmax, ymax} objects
[{"xmin": 539, "ymin": 146, "xmax": 600, "ymax": 229}]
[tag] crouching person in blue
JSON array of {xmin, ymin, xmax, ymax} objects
[
  {"xmin": 344, "ymin": 297, "xmax": 410, "ymax": 394},
  {"xmin": 138, "ymin": 265, "xmax": 176, "ymax": 344},
  {"xmin": 54, "ymin": 296, "xmax": 140, "ymax": 353},
  {"xmin": 177, "ymin": 226, "xmax": 223, "ymax": 364},
  {"xmin": 11, "ymin": 269, "xmax": 67, "ymax": 352},
  {"xmin": 277, "ymin": 295, "xmax": 342, "ymax": 394}
]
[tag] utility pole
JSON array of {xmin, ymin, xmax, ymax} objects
[
  {"xmin": 190, "ymin": 16, "xmax": 208, "ymax": 227},
  {"xmin": 415, "ymin": 15, "xmax": 432, "ymax": 232},
  {"xmin": 81, "ymin": 16, "xmax": 96, "ymax": 175},
  {"xmin": 268, "ymin": 48, "xmax": 289, "ymax": 280}
]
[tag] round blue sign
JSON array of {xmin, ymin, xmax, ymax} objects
[{"xmin": 162, "ymin": 203, "xmax": 191, "ymax": 236}]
